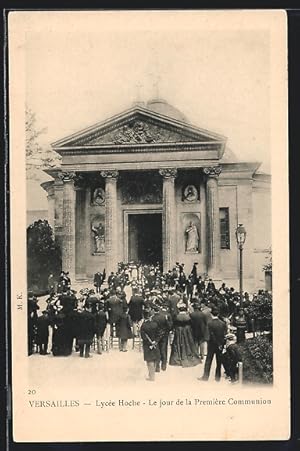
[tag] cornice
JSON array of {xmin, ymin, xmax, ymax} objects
[{"xmin": 53, "ymin": 141, "xmax": 223, "ymax": 156}]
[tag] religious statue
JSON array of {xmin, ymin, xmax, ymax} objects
[
  {"xmin": 92, "ymin": 222, "xmax": 105, "ymax": 253},
  {"xmin": 183, "ymin": 185, "xmax": 198, "ymax": 203},
  {"xmin": 92, "ymin": 187, "xmax": 105, "ymax": 206},
  {"xmin": 185, "ymin": 221, "xmax": 199, "ymax": 252}
]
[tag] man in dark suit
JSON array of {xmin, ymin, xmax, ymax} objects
[
  {"xmin": 107, "ymin": 272, "xmax": 115, "ymax": 288},
  {"xmin": 197, "ymin": 276, "xmax": 206, "ymax": 294},
  {"xmin": 140, "ymin": 308, "xmax": 160, "ymax": 381},
  {"xmin": 60, "ymin": 289, "xmax": 77, "ymax": 315},
  {"xmin": 199, "ymin": 307, "xmax": 227, "ymax": 381},
  {"xmin": 190, "ymin": 303, "xmax": 209, "ymax": 362},
  {"xmin": 106, "ymin": 289, "xmax": 127, "ymax": 325},
  {"xmin": 94, "ymin": 302, "xmax": 108, "ymax": 354},
  {"xmin": 152, "ymin": 301, "xmax": 173, "ymax": 372},
  {"xmin": 206, "ymin": 278, "xmax": 216, "ymax": 294},
  {"xmin": 168, "ymin": 288, "xmax": 181, "ymax": 319},
  {"xmin": 128, "ymin": 288, "xmax": 145, "ymax": 337},
  {"xmin": 106, "ymin": 288, "xmax": 127, "ymax": 340},
  {"xmin": 191, "ymin": 262, "xmax": 198, "ymax": 284},
  {"xmin": 77, "ymin": 304, "xmax": 95, "ymax": 358},
  {"xmin": 94, "ymin": 271, "xmax": 103, "ymax": 293},
  {"xmin": 36, "ymin": 310, "xmax": 50, "ymax": 355},
  {"xmin": 178, "ymin": 266, "xmax": 187, "ymax": 292}
]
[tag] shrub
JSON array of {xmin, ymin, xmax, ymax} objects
[{"xmin": 241, "ymin": 335, "xmax": 273, "ymax": 384}]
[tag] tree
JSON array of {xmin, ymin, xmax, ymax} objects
[
  {"xmin": 26, "ymin": 106, "xmax": 61, "ymax": 179},
  {"xmin": 27, "ymin": 220, "xmax": 62, "ymax": 290}
]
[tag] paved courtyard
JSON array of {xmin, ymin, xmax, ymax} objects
[
  {"xmin": 28, "ymin": 343, "xmax": 231, "ymax": 389},
  {"xmin": 29, "ymin": 295, "xmax": 237, "ymax": 389}
]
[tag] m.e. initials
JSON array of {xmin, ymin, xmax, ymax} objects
[{"xmin": 17, "ymin": 292, "xmax": 23, "ymax": 310}]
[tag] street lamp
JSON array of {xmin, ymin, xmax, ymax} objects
[{"xmin": 235, "ymin": 224, "xmax": 247, "ymax": 305}]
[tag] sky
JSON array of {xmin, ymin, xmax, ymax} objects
[{"xmin": 24, "ymin": 12, "xmax": 271, "ymax": 209}]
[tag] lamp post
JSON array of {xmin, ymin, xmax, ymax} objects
[{"xmin": 235, "ymin": 224, "xmax": 247, "ymax": 306}]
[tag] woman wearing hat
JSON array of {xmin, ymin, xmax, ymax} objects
[{"xmin": 169, "ymin": 302, "xmax": 201, "ymax": 368}]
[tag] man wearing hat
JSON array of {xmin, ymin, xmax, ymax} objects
[
  {"xmin": 190, "ymin": 302, "xmax": 209, "ymax": 362},
  {"xmin": 94, "ymin": 301, "xmax": 107, "ymax": 354},
  {"xmin": 222, "ymin": 333, "xmax": 243, "ymax": 383},
  {"xmin": 36, "ymin": 310, "xmax": 50, "ymax": 355},
  {"xmin": 199, "ymin": 307, "xmax": 227, "ymax": 381},
  {"xmin": 94, "ymin": 271, "xmax": 104, "ymax": 293},
  {"xmin": 152, "ymin": 300, "xmax": 173, "ymax": 372},
  {"xmin": 128, "ymin": 288, "xmax": 145, "ymax": 337},
  {"xmin": 206, "ymin": 278, "xmax": 216, "ymax": 294},
  {"xmin": 77, "ymin": 303, "xmax": 95, "ymax": 358},
  {"xmin": 140, "ymin": 308, "xmax": 160, "ymax": 381}
]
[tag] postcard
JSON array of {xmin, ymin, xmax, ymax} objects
[{"xmin": 9, "ymin": 10, "xmax": 289, "ymax": 442}]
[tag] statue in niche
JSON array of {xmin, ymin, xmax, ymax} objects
[
  {"xmin": 92, "ymin": 221, "xmax": 105, "ymax": 253},
  {"xmin": 92, "ymin": 187, "xmax": 105, "ymax": 206},
  {"xmin": 183, "ymin": 185, "xmax": 198, "ymax": 203},
  {"xmin": 185, "ymin": 221, "xmax": 200, "ymax": 252}
]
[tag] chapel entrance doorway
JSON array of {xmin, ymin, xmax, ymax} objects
[{"xmin": 128, "ymin": 213, "xmax": 162, "ymax": 265}]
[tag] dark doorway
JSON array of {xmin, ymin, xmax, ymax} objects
[{"xmin": 128, "ymin": 213, "xmax": 162, "ymax": 265}]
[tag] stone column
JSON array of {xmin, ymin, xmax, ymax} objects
[
  {"xmin": 41, "ymin": 181, "xmax": 55, "ymax": 233},
  {"xmin": 203, "ymin": 166, "xmax": 222, "ymax": 278},
  {"xmin": 75, "ymin": 186, "xmax": 87, "ymax": 278},
  {"xmin": 101, "ymin": 170, "xmax": 119, "ymax": 275},
  {"xmin": 60, "ymin": 171, "xmax": 76, "ymax": 281},
  {"xmin": 159, "ymin": 168, "xmax": 177, "ymax": 273}
]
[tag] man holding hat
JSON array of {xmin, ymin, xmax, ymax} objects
[{"xmin": 140, "ymin": 308, "xmax": 160, "ymax": 381}]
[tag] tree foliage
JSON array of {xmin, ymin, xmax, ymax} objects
[
  {"xmin": 247, "ymin": 292, "xmax": 272, "ymax": 331},
  {"xmin": 26, "ymin": 106, "xmax": 61, "ymax": 179},
  {"xmin": 27, "ymin": 220, "xmax": 61, "ymax": 290}
]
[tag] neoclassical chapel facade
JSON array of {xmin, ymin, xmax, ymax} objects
[{"xmin": 42, "ymin": 99, "xmax": 271, "ymax": 291}]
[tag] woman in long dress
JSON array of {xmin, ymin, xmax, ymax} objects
[{"xmin": 169, "ymin": 303, "xmax": 201, "ymax": 368}]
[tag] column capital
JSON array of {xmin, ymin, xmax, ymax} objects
[
  {"xmin": 58, "ymin": 171, "xmax": 77, "ymax": 183},
  {"xmin": 101, "ymin": 170, "xmax": 119, "ymax": 179},
  {"xmin": 203, "ymin": 166, "xmax": 222, "ymax": 178},
  {"xmin": 73, "ymin": 173, "xmax": 90, "ymax": 189},
  {"xmin": 159, "ymin": 168, "xmax": 177, "ymax": 179},
  {"xmin": 41, "ymin": 180, "xmax": 55, "ymax": 196}
]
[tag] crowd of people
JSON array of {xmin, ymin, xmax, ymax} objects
[{"xmin": 28, "ymin": 261, "xmax": 270, "ymax": 383}]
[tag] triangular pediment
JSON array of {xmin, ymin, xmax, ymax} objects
[{"xmin": 52, "ymin": 107, "xmax": 226, "ymax": 150}]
